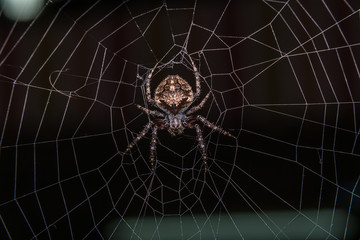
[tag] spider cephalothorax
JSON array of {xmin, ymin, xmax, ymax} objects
[{"xmin": 124, "ymin": 55, "xmax": 236, "ymax": 171}]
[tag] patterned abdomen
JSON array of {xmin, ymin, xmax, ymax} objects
[{"xmin": 154, "ymin": 75, "xmax": 194, "ymax": 114}]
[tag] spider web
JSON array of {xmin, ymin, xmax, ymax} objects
[{"xmin": 0, "ymin": 0, "xmax": 360, "ymax": 239}]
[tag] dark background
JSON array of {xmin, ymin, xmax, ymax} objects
[{"xmin": 0, "ymin": 0, "xmax": 359, "ymax": 239}]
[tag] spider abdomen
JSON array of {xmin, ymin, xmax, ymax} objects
[{"xmin": 155, "ymin": 75, "xmax": 194, "ymax": 114}]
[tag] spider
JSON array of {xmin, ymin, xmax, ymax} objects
[{"xmin": 124, "ymin": 55, "xmax": 236, "ymax": 171}]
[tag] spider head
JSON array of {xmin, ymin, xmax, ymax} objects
[{"xmin": 167, "ymin": 114, "xmax": 185, "ymax": 136}]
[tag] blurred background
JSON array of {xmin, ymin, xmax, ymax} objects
[{"xmin": 0, "ymin": 0, "xmax": 359, "ymax": 239}]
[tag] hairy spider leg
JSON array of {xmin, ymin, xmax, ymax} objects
[
  {"xmin": 194, "ymin": 124, "xmax": 208, "ymax": 171},
  {"xmin": 189, "ymin": 55, "xmax": 201, "ymax": 99},
  {"xmin": 186, "ymin": 92, "xmax": 210, "ymax": 115},
  {"xmin": 145, "ymin": 62, "xmax": 159, "ymax": 105},
  {"xmin": 150, "ymin": 126, "xmax": 158, "ymax": 170},
  {"xmin": 124, "ymin": 122, "xmax": 153, "ymax": 154},
  {"xmin": 136, "ymin": 104, "xmax": 164, "ymax": 117},
  {"xmin": 125, "ymin": 119, "xmax": 166, "ymax": 170},
  {"xmin": 197, "ymin": 115, "xmax": 236, "ymax": 139}
]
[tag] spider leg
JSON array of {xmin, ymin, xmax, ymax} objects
[
  {"xmin": 194, "ymin": 124, "xmax": 208, "ymax": 172},
  {"xmin": 197, "ymin": 115, "xmax": 236, "ymax": 139},
  {"xmin": 136, "ymin": 104, "xmax": 164, "ymax": 118},
  {"xmin": 145, "ymin": 63, "xmax": 159, "ymax": 105},
  {"xmin": 124, "ymin": 122, "xmax": 153, "ymax": 154},
  {"xmin": 150, "ymin": 126, "xmax": 158, "ymax": 171},
  {"xmin": 189, "ymin": 55, "xmax": 201, "ymax": 99},
  {"xmin": 186, "ymin": 92, "xmax": 210, "ymax": 115}
]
